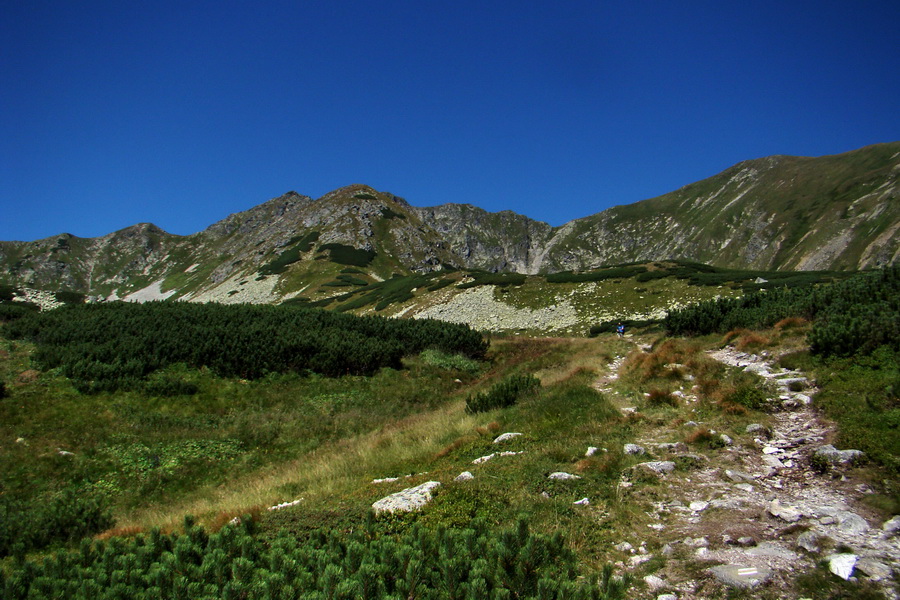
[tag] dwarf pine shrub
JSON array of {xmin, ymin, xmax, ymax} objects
[{"xmin": 0, "ymin": 520, "xmax": 629, "ymax": 600}]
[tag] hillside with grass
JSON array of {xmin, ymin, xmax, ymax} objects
[{"xmin": 1, "ymin": 268, "xmax": 898, "ymax": 598}]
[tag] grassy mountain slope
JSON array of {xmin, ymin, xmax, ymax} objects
[{"xmin": 540, "ymin": 142, "xmax": 899, "ymax": 272}]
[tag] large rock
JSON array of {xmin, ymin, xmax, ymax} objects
[
  {"xmin": 833, "ymin": 510, "xmax": 869, "ymax": 535},
  {"xmin": 372, "ymin": 481, "xmax": 441, "ymax": 515},
  {"xmin": 635, "ymin": 461, "xmax": 676, "ymax": 477},
  {"xmin": 814, "ymin": 444, "xmax": 865, "ymax": 465},
  {"xmin": 709, "ymin": 564, "xmax": 772, "ymax": 588},
  {"xmin": 827, "ymin": 553, "xmax": 858, "ymax": 580}
]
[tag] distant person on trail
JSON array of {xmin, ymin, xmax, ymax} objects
[{"xmin": 616, "ymin": 323, "xmax": 625, "ymax": 337}]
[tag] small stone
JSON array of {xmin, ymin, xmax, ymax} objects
[
  {"xmin": 768, "ymin": 499, "xmax": 802, "ymax": 522},
  {"xmin": 734, "ymin": 483, "xmax": 754, "ymax": 492},
  {"xmin": 762, "ymin": 445, "xmax": 781, "ymax": 454},
  {"xmin": 624, "ymin": 443, "xmax": 646, "ymax": 455},
  {"xmin": 372, "ymin": 477, "xmax": 400, "ymax": 484},
  {"xmin": 685, "ymin": 536, "xmax": 708, "ymax": 547},
  {"xmin": 684, "ymin": 421, "xmax": 698, "ymax": 427},
  {"xmin": 819, "ymin": 516, "xmax": 835, "ymax": 525},
  {"xmin": 657, "ymin": 595, "xmax": 677, "ymax": 600},
  {"xmin": 643, "ymin": 574, "xmax": 666, "ymax": 590},
  {"xmin": 573, "ymin": 497, "xmax": 590, "ymax": 505},
  {"xmin": 827, "ymin": 553, "xmax": 858, "ymax": 580},
  {"xmin": 745, "ymin": 423, "xmax": 766, "ymax": 435},
  {"xmin": 725, "ymin": 469, "xmax": 754, "ymax": 482},
  {"xmin": 57, "ymin": 449, "xmax": 74, "ymax": 457},
  {"xmin": 796, "ymin": 530, "xmax": 819, "ymax": 552},
  {"xmin": 689, "ymin": 501, "xmax": 709, "ymax": 512},
  {"xmin": 720, "ymin": 434, "xmax": 733, "ymax": 446},
  {"xmin": 547, "ymin": 472, "xmax": 581, "ymax": 481},
  {"xmin": 586, "ymin": 446, "xmax": 599, "ymax": 456},
  {"xmin": 762, "ymin": 455, "xmax": 785, "ymax": 469},
  {"xmin": 454, "ymin": 471, "xmax": 474, "ymax": 482},
  {"xmin": 615, "ymin": 542, "xmax": 633, "ymax": 552},
  {"xmin": 472, "ymin": 453, "xmax": 495, "ymax": 465},
  {"xmin": 493, "ymin": 432, "xmax": 522, "ymax": 444},
  {"xmin": 737, "ymin": 536, "xmax": 755, "ymax": 547},
  {"xmin": 629, "ymin": 554, "xmax": 651, "ymax": 566}
]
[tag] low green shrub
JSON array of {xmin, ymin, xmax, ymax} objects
[
  {"xmin": 0, "ymin": 488, "xmax": 114, "ymax": 557},
  {"xmin": 726, "ymin": 384, "xmax": 767, "ymax": 410},
  {"xmin": 420, "ymin": 349, "xmax": 482, "ymax": 373},
  {"xmin": 465, "ymin": 374, "xmax": 541, "ymax": 413}
]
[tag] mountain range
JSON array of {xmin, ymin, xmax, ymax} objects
[{"xmin": 1, "ymin": 142, "xmax": 897, "ymax": 304}]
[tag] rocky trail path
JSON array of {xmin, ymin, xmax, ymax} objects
[{"xmin": 613, "ymin": 345, "xmax": 899, "ymax": 599}]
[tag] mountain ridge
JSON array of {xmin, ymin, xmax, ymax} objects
[{"xmin": 1, "ymin": 142, "xmax": 897, "ymax": 301}]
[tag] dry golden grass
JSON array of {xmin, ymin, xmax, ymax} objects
[
  {"xmin": 684, "ymin": 426, "xmax": 716, "ymax": 445},
  {"xmin": 114, "ymin": 400, "xmax": 486, "ymax": 532},
  {"xmin": 774, "ymin": 317, "xmax": 808, "ymax": 331},
  {"xmin": 95, "ymin": 526, "xmax": 145, "ymax": 541}
]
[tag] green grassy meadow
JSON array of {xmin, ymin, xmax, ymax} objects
[{"xmin": 0, "ymin": 266, "xmax": 897, "ymax": 599}]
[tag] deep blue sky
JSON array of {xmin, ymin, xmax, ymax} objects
[{"xmin": 2, "ymin": 1, "xmax": 898, "ymax": 241}]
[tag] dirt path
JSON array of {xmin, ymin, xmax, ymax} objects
[{"xmin": 606, "ymin": 345, "xmax": 899, "ymax": 599}]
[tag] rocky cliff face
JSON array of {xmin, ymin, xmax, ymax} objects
[
  {"xmin": 412, "ymin": 204, "xmax": 554, "ymax": 273},
  {"xmin": 1, "ymin": 143, "xmax": 897, "ymax": 301}
]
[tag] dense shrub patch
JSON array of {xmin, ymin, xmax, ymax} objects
[
  {"xmin": 665, "ymin": 266, "xmax": 900, "ymax": 359},
  {"xmin": 257, "ymin": 231, "xmax": 320, "ymax": 276},
  {"xmin": 0, "ymin": 488, "xmax": 113, "ymax": 558},
  {"xmin": 465, "ymin": 374, "xmax": 541, "ymax": 413},
  {"xmin": 0, "ymin": 518, "xmax": 627, "ymax": 600},
  {"xmin": 2, "ymin": 302, "xmax": 487, "ymax": 392},
  {"xmin": 319, "ymin": 243, "xmax": 377, "ymax": 267},
  {"xmin": 0, "ymin": 302, "xmax": 38, "ymax": 323}
]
